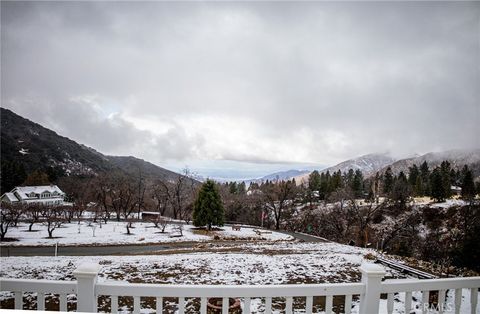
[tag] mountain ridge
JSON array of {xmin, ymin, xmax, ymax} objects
[{"xmin": 0, "ymin": 107, "xmax": 182, "ymax": 193}]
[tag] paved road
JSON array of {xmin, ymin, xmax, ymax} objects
[
  {"xmin": 1, "ymin": 229, "xmax": 327, "ymax": 257},
  {"xmin": 0, "ymin": 242, "xmax": 201, "ymax": 257},
  {"xmin": 275, "ymin": 230, "xmax": 330, "ymax": 243}
]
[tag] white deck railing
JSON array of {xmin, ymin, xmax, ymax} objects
[{"xmin": 1, "ymin": 262, "xmax": 479, "ymax": 314}]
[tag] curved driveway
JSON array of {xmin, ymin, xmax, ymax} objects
[{"xmin": 1, "ymin": 230, "xmax": 328, "ymax": 257}]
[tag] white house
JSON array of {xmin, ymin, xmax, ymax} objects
[{"xmin": 0, "ymin": 185, "xmax": 67, "ymax": 206}]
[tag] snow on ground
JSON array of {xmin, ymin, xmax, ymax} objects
[
  {"xmin": 411, "ymin": 196, "xmax": 470, "ymax": 208},
  {"xmin": 1, "ymin": 222, "xmax": 293, "ymax": 246},
  {"xmin": 428, "ymin": 198, "xmax": 468, "ymax": 209},
  {"xmin": 1, "ymin": 242, "xmax": 478, "ymax": 313},
  {"xmin": 0, "ymin": 242, "xmax": 373, "ymax": 284}
]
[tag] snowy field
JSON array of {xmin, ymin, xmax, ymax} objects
[
  {"xmin": 1, "ymin": 222, "xmax": 293, "ymax": 246},
  {"xmin": 1, "ymin": 241, "xmax": 479, "ymax": 313},
  {"xmin": 1, "ymin": 242, "xmax": 373, "ymax": 312}
]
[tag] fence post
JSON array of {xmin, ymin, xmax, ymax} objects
[
  {"xmin": 359, "ymin": 263, "xmax": 386, "ymax": 314},
  {"xmin": 74, "ymin": 262, "xmax": 101, "ymax": 312}
]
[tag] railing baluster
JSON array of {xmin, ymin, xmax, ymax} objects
[
  {"xmin": 244, "ymin": 297, "xmax": 251, "ymax": 313},
  {"xmin": 405, "ymin": 291, "xmax": 412, "ymax": 314},
  {"xmin": 285, "ymin": 296, "xmax": 293, "ymax": 314},
  {"xmin": 178, "ymin": 297, "xmax": 185, "ymax": 314},
  {"xmin": 37, "ymin": 292, "xmax": 45, "ymax": 311},
  {"xmin": 111, "ymin": 295, "xmax": 118, "ymax": 313},
  {"xmin": 306, "ymin": 296, "xmax": 313, "ymax": 314},
  {"xmin": 326, "ymin": 295, "xmax": 333, "ymax": 314},
  {"xmin": 422, "ymin": 291, "xmax": 429, "ymax": 314},
  {"xmin": 471, "ymin": 288, "xmax": 478, "ymax": 314},
  {"xmin": 454, "ymin": 288, "xmax": 462, "ymax": 314},
  {"xmin": 14, "ymin": 291, "xmax": 22, "ymax": 310},
  {"xmin": 59, "ymin": 293, "xmax": 67, "ymax": 312},
  {"xmin": 133, "ymin": 296, "xmax": 140, "ymax": 314},
  {"xmin": 344, "ymin": 294, "xmax": 352, "ymax": 314},
  {"xmin": 387, "ymin": 293, "xmax": 394, "ymax": 314},
  {"xmin": 438, "ymin": 290, "xmax": 446, "ymax": 314},
  {"xmin": 156, "ymin": 297, "xmax": 163, "ymax": 314},
  {"xmin": 222, "ymin": 297, "xmax": 229, "ymax": 314},
  {"xmin": 265, "ymin": 296, "xmax": 272, "ymax": 314},
  {"xmin": 200, "ymin": 297, "xmax": 207, "ymax": 314}
]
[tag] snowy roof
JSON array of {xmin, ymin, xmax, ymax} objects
[
  {"xmin": 13, "ymin": 185, "xmax": 65, "ymax": 200},
  {"xmin": 2, "ymin": 192, "xmax": 19, "ymax": 202}
]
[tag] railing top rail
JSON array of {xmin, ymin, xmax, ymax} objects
[
  {"xmin": 96, "ymin": 281, "xmax": 365, "ymax": 297},
  {"xmin": 381, "ymin": 276, "xmax": 480, "ymax": 293},
  {"xmin": 0, "ymin": 278, "xmax": 77, "ymax": 294}
]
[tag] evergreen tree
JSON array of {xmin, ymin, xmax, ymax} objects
[
  {"xmin": 319, "ymin": 172, "xmax": 328, "ymax": 200},
  {"xmin": 430, "ymin": 168, "xmax": 446, "ymax": 202},
  {"xmin": 193, "ymin": 180, "xmax": 225, "ymax": 230},
  {"xmin": 228, "ymin": 181, "xmax": 238, "ymax": 194},
  {"xmin": 391, "ymin": 171, "xmax": 410, "ymax": 207},
  {"xmin": 420, "ymin": 161, "xmax": 431, "ymax": 195},
  {"xmin": 345, "ymin": 169, "xmax": 355, "ymax": 187},
  {"xmin": 460, "ymin": 165, "xmax": 476, "ymax": 200},
  {"xmin": 308, "ymin": 170, "xmax": 321, "ymax": 191},
  {"xmin": 383, "ymin": 167, "xmax": 394, "ymax": 195},
  {"xmin": 324, "ymin": 171, "xmax": 332, "ymax": 194},
  {"xmin": 414, "ymin": 176, "xmax": 424, "ymax": 196},
  {"xmin": 408, "ymin": 164, "xmax": 419, "ymax": 188},
  {"xmin": 237, "ymin": 182, "xmax": 246, "ymax": 195},
  {"xmin": 440, "ymin": 161, "xmax": 452, "ymax": 198},
  {"xmin": 23, "ymin": 170, "xmax": 50, "ymax": 186},
  {"xmin": 351, "ymin": 170, "xmax": 364, "ymax": 198},
  {"xmin": 331, "ymin": 170, "xmax": 343, "ymax": 191},
  {"xmin": 0, "ymin": 160, "xmax": 27, "ymax": 194}
]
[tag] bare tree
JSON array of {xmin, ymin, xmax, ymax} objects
[
  {"xmin": 0, "ymin": 203, "xmax": 22, "ymax": 241},
  {"xmin": 261, "ymin": 179, "xmax": 297, "ymax": 230},
  {"xmin": 134, "ymin": 167, "xmax": 147, "ymax": 219},
  {"xmin": 42, "ymin": 205, "xmax": 65, "ymax": 238},
  {"xmin": 347, "ymin": 196, "xmax": 385, "ymax": 247},
  {"xmin": 151, "ymin": 181, "xmax": 171, "ymax": 216},
  {"xmin": 151, "ymin": 215, "xmax": 170, "ymax": 233},
  {"xmin": 157, "ymin": 168, "xmax": 197, "ymax": 221},
  {"xmin": 25, "ymin": 203, "xmax": 42, "ymax": 231},
  {"xmin": 125, "ymin": 218, "xmax": 135, "ymax": 235}
]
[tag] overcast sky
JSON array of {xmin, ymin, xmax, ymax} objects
[{"xmin": 1, "ymin": 1, "xmax": 479, "ymax": 179}]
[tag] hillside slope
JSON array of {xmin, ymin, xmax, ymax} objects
[
  {"xmin": 0, "ymin": 108, "xmax": 181, "ymax": 193},
  {"xmin": 295, "ymin": 153, "xmax": 396, "ymax": 184},
  {"xmin": 379, "ymin": 149, "xmax": 480, "ymax": 176}
]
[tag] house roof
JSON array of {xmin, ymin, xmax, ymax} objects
[
  {"xmin": 2, "ymin": 192, "xmax": 19, "ymax": 202},
  {"xmin": 13, "ymin": 185, "xmax": 65, "ymax": 200}
]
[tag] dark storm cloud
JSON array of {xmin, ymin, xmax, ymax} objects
[{"xmin": 1, "ymin": 1, "xmax": 479, "ymax": 166}]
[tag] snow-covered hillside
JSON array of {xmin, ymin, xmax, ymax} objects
[
  {"xmin": 379, "ymin": 148, "xmax": 480, "ymax": 177},
  {"xmin": 295, "ymin": 153, "xmax": 396, "ymax": 184}
]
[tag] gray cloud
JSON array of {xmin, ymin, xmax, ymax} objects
[{"xmin": 1, "ymin": 1, "xmax": 479, "ymax": 169}]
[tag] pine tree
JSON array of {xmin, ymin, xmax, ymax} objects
[
  {"xmin": 440, "ymin": 161, "xmax": 452, "ymax": 198},
  {"xmin": 237, "ymin": 182, "xmax": 246, "ymax": 195},
  {"xmin": 193, "ymin": 180, "xmax": 225, "ymax": 230},
  {"xmin": 228, "ymin": 182, "xmax": 238, "ymax": 194},
  {"xmin": 414, "ymin": 176, "xmax": 424, "ymax": 196},
  {"xmin": 23, "ymin": 170, "xmax": 50, "ymax": 186},
  {"xmin": 408, "ymin": 164, "xmax": 419, "ymax": 188},
  {"xmin": 351, "ymin": 169, "xmax": 364, "ymax": 198},
  {"xmin": 460, "ymin": 165, "xmax": 476, "ymax": 200},
  {"xmin": 383, "ymin": 167, "xmax": 394, "ymax": 195},
  {"xmin": 308, "ymin": 170, "xmax": 321, "ymax": 191},
  {"xmin": 391, "ymin": 171, "xmax": 410, "ymax": 207},
  {"xmin": 0, "ymin": 160, "xmax": 27, "ymax": 194},
  {"xmin": 420, "ymin": 161, "xmax": 431, "ymax": 195},
  {"xmin": 430, "ymin": 168, "xmax": 446, "ymax": 202}
]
